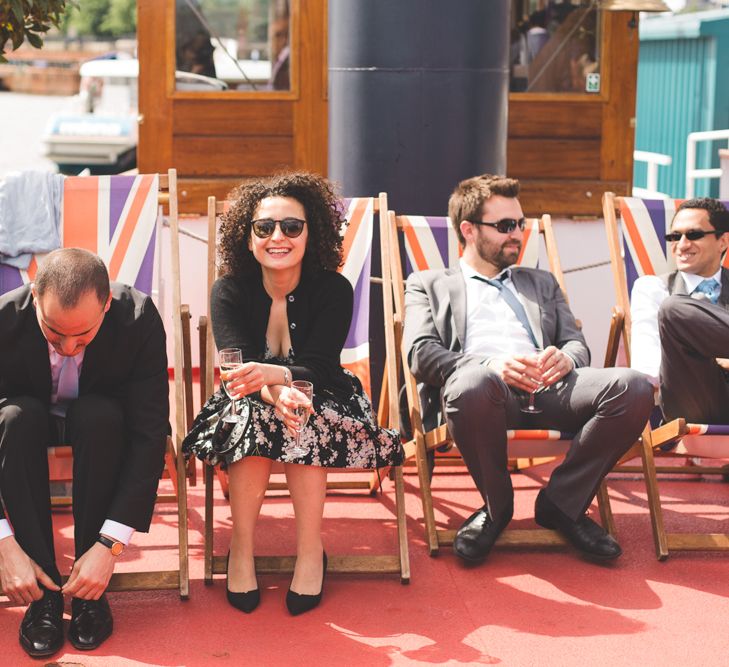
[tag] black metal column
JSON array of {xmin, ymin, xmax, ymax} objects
[{"xmin": 328, "ymin": 0, "xmax": 510, "ymax": 215}]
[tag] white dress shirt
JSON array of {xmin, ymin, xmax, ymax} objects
[
  {"xmin": 630, "ymin": 267, "xmax": 722, "ymax": 384},
  {"xmin": 460, "ymin": 259, "xmax": 538, "ymax": 361},
  {"xmin": 0, "ymin": 345, "xmax": 134, "ymax": 545}
]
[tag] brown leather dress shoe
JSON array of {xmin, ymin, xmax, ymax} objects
[
  {"xmin": 68, "ymin": 594, "xmax": 113, "ymax": 650},
  {"xmin": 535, "ymin": 489, "xmax": 622, "ymax": 561},
  {"xmin": 19, "ymin": 589, "xmax": 64, "ymax": 658}
]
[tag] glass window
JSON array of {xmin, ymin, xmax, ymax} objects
[
  {"xmin": 175, "ymin": 0, "xmax": 291, "ymax": 92},
  {"xmin": 510, "ymin": 1, "xmax": 601, "ymax": 94}
]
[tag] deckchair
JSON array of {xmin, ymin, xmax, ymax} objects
[
  {"xmin": 0, "ymin": 170, "xmax": 189, "ymax": 596},
  {"xmin": 603, "ymin": 192, "xmax": 729, "ymax": 559},
  {"xmin": 195, "ymin": 193, "xmax": 410, "ymax": 584},
  {"xmin": 385, "ymin": 211, "xmax": 615, "ymax": 556}
]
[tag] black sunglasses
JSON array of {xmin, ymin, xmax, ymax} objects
[
  {"xmin": 664, "ymin": 229, "xmax": 722, "ymax": 243},
  {"xmin": 251, "ymin": 217, "xmax": 306, "ymax": 238},
  {"xmin": 469, "ymin": 217, "xmax": 526, "ymax": 234}
]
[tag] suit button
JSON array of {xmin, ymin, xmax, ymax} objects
[
  {"xmin": 290, "ymin": 322, "xmax": 296, "ymax": 330},
  {"xmin": 288, "ymin": 295, "xmax": 295, "ymax": 302}
]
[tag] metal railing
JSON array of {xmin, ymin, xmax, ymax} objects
[
  {"xmin": 686, "ymin": 129, "xmax": 729, "ymax": 198},
  {"xmin": 633, "ymin": 149, "xmax": 672, "ymax": 199}
]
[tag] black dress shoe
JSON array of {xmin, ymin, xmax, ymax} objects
[
  {"xmin": 534, "ymin": 489, "xmax": 622, "ymax": 561},
  {"xmin": 68, "ymin": 595, "xmax": 113, "ymax": 650},
  {"xmin": 225, "ymin": 551, "xmax": 260, "ymax": 613},
  {"xmin": 452, "ymin": 506, "xmax": 509, "ymax": 563},
  {"xmin": 19, "ymin": 589, "xmax": 64, "ymax": 658},
  {"xmin": 286, "ymin": 552, "xmax": 327, "ymax": 616}
]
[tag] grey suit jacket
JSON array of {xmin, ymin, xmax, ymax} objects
[{"xmin": 403, "ymin": 265, "xmax": 589, "ymax": 430}]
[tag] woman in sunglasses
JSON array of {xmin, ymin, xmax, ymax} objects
[{"xmin": 183, "ymin": 172, "xmax": 403, "ymax": 616}]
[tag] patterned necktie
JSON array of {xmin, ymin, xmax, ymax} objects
[
  {"xmin": 472, "ymin": 274, "xmax": 539, "ymax": 348},
  {"xmin": 51, "ymin": 355, "xmax": 79, "ymax": 417},
  {"xmin": 692, "ymin": 278, "xmax": 721, "ymax": 305}
]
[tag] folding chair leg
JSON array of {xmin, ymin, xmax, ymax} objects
[
  {"xmin": 595, "ymin": 480, "xmax": 616, "ymax": 538},
  {"xmin": 204, "ymin": 463, "xmax": 215, "ymax": 584},
  {"xmin": 415, "ymin": 438, "xmax": 439, "ymax": 556},
  {"xmin": 174, "ymin": 437, "xmax": 190, "ymax": 599},
  {"xmin": 392, "ymin": 465, "xmax": 411, "ymax": 584},
  {"xmin": 640, "ymin": 431, "xmax": 669, "ymax": 560}
]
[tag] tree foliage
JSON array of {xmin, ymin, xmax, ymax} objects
[
  {"xmin": 0, "ymin": 0, "xmax": 69, "ymax": 62},
  {"xmin": 61, "ymin": 0, "xmax": 136, "ymax": 39}
]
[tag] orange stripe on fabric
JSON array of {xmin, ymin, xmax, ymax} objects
[
  {"xmin": 402, "ymin": 218, "xmax": 429, "ymax": 271},
  {"xmin": 63, "ymin": 177, "xmax": 99, "ymax": 251},
  {"xmin": 620, "ymin": 202, "xmax": 655, "ymax": 275},
  {"xmin": 516, "ymin": 225, "xmax": 532, "ymax": 266},
  {"xmin": 26, "ymin": 256, "xmax": 38, "ymax": 282},
  {"xmin": 340, "ymin": 198, "xmax": 367, "ymax": 270},
  {"xmin": 508, "ymin": 430, "xmax": 559, "ymax": 440},
  {"xmin": 108, "ymin": 175, "xmax": 154, "ymax": 280},
  {"xmin": 342, "ymin": 358, "xmax": 371, "ymax": 399}
]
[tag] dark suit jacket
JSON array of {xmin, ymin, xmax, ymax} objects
[
  {"xmin": 403, "ymin": 265, "xmax": 589, "ymax": 430},
  {"xmin": 661, "ymin": 267, "xmax": 729, "ymax": 310},
  {"xmin": 0, "ymin": 282, "xmax": 169, "ymax": 532}
]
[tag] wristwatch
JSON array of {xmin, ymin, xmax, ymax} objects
[{"xmin": 97, "ymin": 534, "xmax": 124, "ymax": 556}]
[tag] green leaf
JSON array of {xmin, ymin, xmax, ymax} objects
[{"xmin": 27, "ymin": 32, "xmax": 43, "ymax": 48}]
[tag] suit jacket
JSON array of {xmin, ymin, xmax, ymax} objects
[
  {"xmin": 661, "ymin": 267, "xmax": 729, "ymax": 309},
  {"xmin": 403, "ymin": 265, "xmax": 589, "ymax": 430},
  {"xmin": 0, "ymin": 282, "xmax": 169, "ymax": 532}
]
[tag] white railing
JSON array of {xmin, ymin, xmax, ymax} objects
[
  {"xmin": 686, "ymin": 129, "xmax": 729, "ymax": 198},
  {"xmin": 633, "ymin": 149, "xmax": 672, "ymax": 199}
]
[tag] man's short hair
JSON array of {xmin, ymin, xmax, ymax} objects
[
  {"xmin": 34, "ymin": 248, "xmax": 110, "ymax": 308},
  {"xmin": 448, "ymin": 174, "xmax": 521, "ymax": 246},
  {"xmin": 676, "ymin": 197, "xmax": 729, "ymax": 233}
]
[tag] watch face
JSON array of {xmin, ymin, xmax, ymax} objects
[{"xmin": 110, "ymin": 542, "xmax": 124, "ymax": 556}]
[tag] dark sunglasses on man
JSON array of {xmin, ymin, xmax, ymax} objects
[
  {"xmin": 251, "ymin": 217, "xmax": 307, "ymax": 239},
  {"xmin": 468, "ymin": 217, "xmax": 526, "ymax": 234},
  {"xmin": 664, "ymin": 229, "xmax": 723, "ymax": 243}
]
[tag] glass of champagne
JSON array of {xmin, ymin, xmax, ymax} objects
[
  {"xmin": 520, "ymin": 348, "xmax": 543, "ymax": 414},
  {"xmin": 219, "ymin": 348, "xmax": 245, "ymax": 423},
  {"xmin": 290, "ymin": 380, "xmax": 313, "ymax": 457}
]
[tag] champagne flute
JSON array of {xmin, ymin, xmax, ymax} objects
[
  {"xmin": 520, "ymin": 348, "xmax": 543, "ymax": 414},
  {"xmin": 290, "ymin": 380, "xmax": 313, "ymax": 457},
  {"xmin": 219, "ymin": 348, "xmax": 245, "ymax": 423}
]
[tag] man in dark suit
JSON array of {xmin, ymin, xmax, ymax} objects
[
  {"xmin": 404, "ymin": 174, "xmax": 653, "ymax": 564},
  {"xmin": 0, "ymin": 248, "xmax": 168, "ymax": 657},
  {"xmin": 631, "ymin": 198, "xmax": 729, "ymax": 424}
]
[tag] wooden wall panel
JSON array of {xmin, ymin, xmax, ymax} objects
[
  {"xmin": 173, "ymin": 137, "xmax": 294, "ymax": 177},
  {"xmin": 173, "ymin": 100, "xmax": 294, "ymax": 136},
  {"xmin": 518, "ymin": 179, "xmax": 629, "ymax": 217},
  {"xmin": 177, "ymin": 178, "xmax": 244, "ymax": 212},
  {"xmin": 508, "ymin": 139, "xmax": 601, "ymax": 179},
  {"xmin": 509, "ymin": 100, "xmax": 602, "ymax": 139}
]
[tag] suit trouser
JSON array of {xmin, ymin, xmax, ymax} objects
[
  {"xmin": 658, "ymin": 295, "xmax": 729, "ymax": 423},
  {"xmin": 442, "ymin": 365, "xmax": 654, "ymax": 523},
  {"xmin": 0, "ymin": 394, "xmax": 124, "ymax": 586}
]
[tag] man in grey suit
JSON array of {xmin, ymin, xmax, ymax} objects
[
  {"xmin": 631, "ymin": 198, "xmax": 729, "ymax": 423},
  {"xmin": 404, "ymin": 174, "xmax": 653, "ymax": 563}
]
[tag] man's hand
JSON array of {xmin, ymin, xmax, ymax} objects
[
  {"xmin": 537, "ymin": 346, "xmax": 574, "ymax": 387},
  {"xmin": 62, "ymin": 542, "xmax": 115, "ymax": 600},
  {"xmin": 488, "ymin": 355, "xmax": 543, "ymax": 393},
  {"xmin": 0, "ymin": 536, "xmax": 59, "ymax": 605}
]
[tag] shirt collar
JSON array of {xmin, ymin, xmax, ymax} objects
[
  {"xmin": 459, "ymin": 258, "xmax": 511, "ymax": 283},
  {"xmin": 47, "ymin": 342, "xmax": 84, "ymax": 368},
  {"xmin": 680, "ymin": 267, "xmax": 722, "ymax": 294}
]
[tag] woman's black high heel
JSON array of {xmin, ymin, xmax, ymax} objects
[
  {"xmin": 286, "ymin": 552, "xmax": 327, "ymax": 616},
  {"xmin": 226, "ymin": 552, "xmax": 260, "ymax": 613}
]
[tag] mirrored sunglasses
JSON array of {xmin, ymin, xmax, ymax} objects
[
  {"xmin": 469, "ymin": 217, "xmax": 526, "ymax": 234},
  {"xmin": 251, "ymin": 217, "xmax": 306, "ymax": 238},
  {"xmin": 664, "ymin": 229, "xmax": 721, "ymax": 243}
]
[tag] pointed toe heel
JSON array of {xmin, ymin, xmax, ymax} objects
[
  {"xmin": 226, "ymin": 587, "xmax": 260, "ymax": 614},
  {"xmin": 286, "ymin": 552, "xmax": 327, "ymax": 616}
]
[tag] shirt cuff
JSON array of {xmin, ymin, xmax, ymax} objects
[
  {"xmin": 100, "ymin": 520, "xmax": 134, "ymax": 546},
  {"xmin": 0, "ymin": 519, "xmax": 14, "ymax": 541}
]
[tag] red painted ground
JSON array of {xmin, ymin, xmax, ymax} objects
[{"xmin": 2, "ymin": 458, "xmax": 729, "ymax": 666}]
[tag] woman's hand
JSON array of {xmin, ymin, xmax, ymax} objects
[
  {"xmin": 223, "ymin": 362, "xmax": 285, "ymax": 398},
  {"xmin": 274, "ymin": 385, "xmax": 314, "ymax": 436}
]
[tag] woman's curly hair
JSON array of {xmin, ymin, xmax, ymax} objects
[{"xmin": 218, "ymin": 172, "xmax": 345, "ymax": 278}]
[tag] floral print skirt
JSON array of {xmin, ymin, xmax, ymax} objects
[{"xmin": 182, "ymin": 370, "xmax": 404, "ymax": 469}]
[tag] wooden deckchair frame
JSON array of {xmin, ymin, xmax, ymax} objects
[
  {"xmin": 603, "ymin": 191, "xmax": 729, "ymax": 559},
  {"xmin": 386, "ymin": 210, "xmax": 615, "ymax": 556},
  {"xmin": 193, "ymin": 192, "xmax": 410, "ymax": 584}
]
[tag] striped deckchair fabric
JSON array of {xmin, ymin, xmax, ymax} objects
[
  {"xmin": 339, "ymin": 197, "xmax": 375, "ymax": 397},
  {"xmin": 603, "ymin": 191, "xmax": 729, "ymax": 559},
  {"xmin": 389, "ymin": 210, "xmax": 615, "ymax": 555}
]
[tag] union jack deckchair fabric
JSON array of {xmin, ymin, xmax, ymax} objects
[
  {"xmin": 0, "ymin": 174, "xmax": 160, "ymax": 296},
  {"xmin": 339, "ymin": 197, "xmax": 375, "ymax": 397}
]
